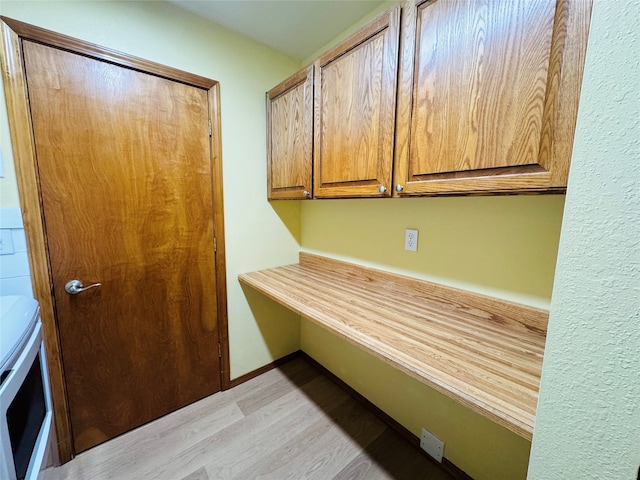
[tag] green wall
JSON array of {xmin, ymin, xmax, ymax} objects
[
  {"xmin": 299, "ymin": 195, "xmax": 563, "ymax": 480},
  {"xmin": 528, "ymin": 0, "xmax": 640, "ymax": 477},
  {"xmin": 302, "ymin": 320, "xmax": 533, "ymax": 479},
  {"xmin": 4, "ymin": 2, "xmax": 636, "ymax": 479},
  {"xmin": 298, "ymin": 1, "xmax": 639, "ymax": 479},
  {"xmin": 295, "ymin": 5, "xmax": 565, "ymax": 479},
  {"xmin": 302, "ymin": 196, "xmax": 564, "ymax": 308}
]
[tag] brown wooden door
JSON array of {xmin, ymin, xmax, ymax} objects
[
  {"xmin": 23, "ymin": 41, "xmax": 221, "ymax": 453},
  {"xmin": 394, "ymin": 0, "xmax": 569, "ymax": 195},
  {"xmin": 267, "ymin": 66, "xmax": 314, "ymax": 200},
  {"xmin": 313, "ymin": 5, "xmax": 400, "ymax": 198}
]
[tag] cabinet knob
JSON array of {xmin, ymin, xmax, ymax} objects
[
  {"xmin": 378, "ymin": 185, "xmax": 387, "ymax": 194},
  {"xmin": 303, "ymin": 191, "xmax": 310, "ymax": 198},
  {"xmin": 395, "ymin": 184, "xmax": 404, "ymax": 192}
]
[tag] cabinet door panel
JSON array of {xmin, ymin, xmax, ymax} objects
[
  {"xmin": 319, "ymin": 35, "xmax": 384, "ymax": 184},
  {"xmin": 412, "ymin": 0, "xmax": 555, "ymax": 175},
  {"xmin": 267, "ymin": 66, "xmax": 313, "ymax": 199},
  {"xmin": 314, "ymin": 6, "xmax": 400, "ymax": 198},
  {"xmin": 394, "ymin": 0, "xmax": 591, "ymax": 195}
]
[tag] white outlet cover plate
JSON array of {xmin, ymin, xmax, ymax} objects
[
  {"xmin": 420, "ymin": 427, "xmax": 444, "ymax": 462},
  {"xmin": 404, "ymin": 228, "xmax": 418, "ymax": 251}
]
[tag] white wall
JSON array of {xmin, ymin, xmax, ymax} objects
[
  {"xmin": 528, "ymin": 0, "xmax": 640, "ymax": 478},
  {"xmin": 0, "ymin": 1, "xmax": 303, "ymax": 379},
  {"xmin": 0, "ymin": 208, "xmax": 33, "ymax": 297}
]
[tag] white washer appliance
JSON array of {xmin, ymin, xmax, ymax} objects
[{"xmin": 0, "ymin": 296, "xmax": 53, "ymax": 480}]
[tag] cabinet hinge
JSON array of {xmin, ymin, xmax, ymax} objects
[
  {"xmin": 214, "ymin": 237, "xmax": 217, "ymax": 253},
  {"xmin": 218, "ymin": 343, "xmax": 222, "ymax": 358},
  {"xmin": 208, "ymin": 119, "xmax": 212, "ymax": 137}
]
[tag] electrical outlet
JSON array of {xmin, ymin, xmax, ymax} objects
[
  {"xmin": 404, "ymin": 229, "xmax": 418, "ymax": 251},
  {"xmin": 420, "ymin": 427, "xmax": 444, "ymax": 462}
]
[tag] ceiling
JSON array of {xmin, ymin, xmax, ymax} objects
[{"xmin": 169, "ymin": 0, "xmax": 386, "ymax": 61}]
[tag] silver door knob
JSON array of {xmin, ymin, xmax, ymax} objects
[
  {"xmin": 303, "ymin": 191, "xmax": 310, "ymax": 197},
  {"xmin": 396, "ymin": 184, "xmax": 404, "ymax": 192},
  {"xmin": 379, "ymin": 185, "xmax": 387, "ymax": 194},
  {"xmin": 65, "ymin": 279, "xmax": 101, "ymax": 295}
]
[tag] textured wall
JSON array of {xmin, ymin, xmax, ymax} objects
[{"xmin": 527, "ymin": 0, "xmax": 640, "ymax": 478}]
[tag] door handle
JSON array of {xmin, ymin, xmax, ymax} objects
[{"xmin": 65, "ymin": 279, "xmax": 101, "ymax": 295}]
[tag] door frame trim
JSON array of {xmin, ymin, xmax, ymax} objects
[{"xmin": 0, "ymin": 16, "xmax": 230, "ymax": 463}]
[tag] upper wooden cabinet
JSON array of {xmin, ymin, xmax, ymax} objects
[
  {"xmin": 265, "ymin": 0, "xmax": 592, "ymax": 199},
  {"xmin": 267, "ymin": 65, "xmax": 314, "ymax": 199},
  {"xmin": 313, "ymin": 6, "xmax": 401, "ymax": 198},
  {"xmin": 393, "ymin": 0, "xmax": 592, "ymax": 195}
]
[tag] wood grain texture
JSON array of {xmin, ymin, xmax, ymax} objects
[
  {"xmin": 301, "ymin": 353, "xmax": 473, "ymax": 480},
  {"xmin": 239, "ymin": 253, "xmax": 549, "ymax": 439},
  {"xmin": 413, "ymin": 0, "xmax": 556, "ymax": 173},
  {"xmin": 334, "ymin": 429, "xmax": 453, "ymax": 480},
  {"xmin": 540, "ymin": 0, "xmax": 594, "ymax": 186},
  {"xmin": 0, "ymin": 20, "xmax": 74, "ymax": 463},
  {"xmin": 228, "ymin": 350, "xmax": 301, "ymax": 389},
  {"xmin": 208, "ymin": 84, "xmax": 231, "ymax": 391},
  {"xmin": 24, "ymin": 41, "xmax": 220, "ymax": 453},
  {"xmin": 266, "ymin": 65, "xmax": 314, "ymax": 199},
  {"xmin": 0, "ymin": 16, "xmax": 214, "ymax": 89},
  {"xmin": 313, "ymin": 6, "xmax": 400, "ymax": 198},
  {"xmin": 41, "ymin": 358, "xmax": 458, "ymax": 480},
  {"xmin": 2, "ymin": 18, "xmax": 230, "ymax": 460},
  {"xmin": 393, "ymin": 0, "xmax": 592, "ymax": 196}
]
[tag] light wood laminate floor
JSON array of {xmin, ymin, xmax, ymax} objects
[{"xmin": 41, "ymin": 357, "xmax": 456, "ymax": 480}]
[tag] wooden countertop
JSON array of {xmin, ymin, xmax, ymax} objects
[{"xmin": 238, "ymin": 253, "xmax": 548, "ymax": 440}]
